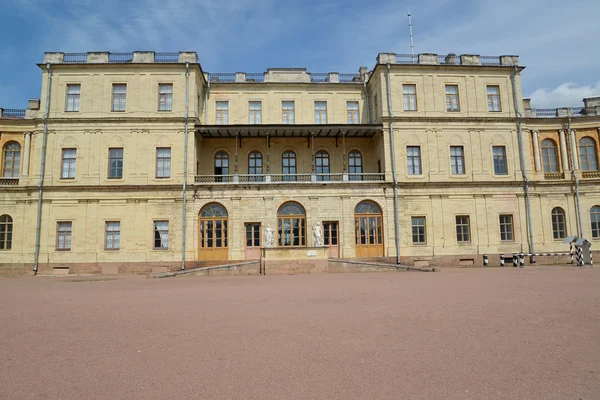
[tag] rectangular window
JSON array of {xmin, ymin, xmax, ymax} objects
[
  {"xmin": 105, "ymin": 221, "xmax": 121, "ymax": 250},
  {"xmin": 445, "ymin": 85, "xmax": 459, "ymax": 112},
  {"xmin": 249, "ymin": 101, "xmax": 262, "ymax": 124},
  {"xmin": 487, "ymin": 86, "xmax": 501, "ymax": 112},
  {"xmin": 61, "ymin": 148, "xmax": 76, "ymax": 179},
  {"xmin": 156, "ymin": 147, "xmax": 171, "ymax": 178},
  {"xmin": 403, "ymin": 84, "xmax": 417, "ymax": 111},
  {"xmin": 56, "ymin": 222, "xmax": 72, "ymax": 251},
  {"xmin": 407, "ymin": 146, "xmax": 422, "ymax": 175},
  {"xmin": 154, "ymin": 221, "xmax": 169, "ymax": 249},
  {"xmin": 450, "ymin": 146, "xmax": 465, "ymax": 175},
  {"xmin": 282, "ymin": 101, "xmax": 295, "ymax": 124},
  {"xmin": 499, "ymin": 215, "xmax": 514, "ymax": 241},
  {"xmin": 158, "ymin": 83, "xmax": 173, "ymax": 111},
  {"xmin": 411, "ymin": 217, "xmax": 426, "ymax": 244},
  {"xmin": 65, "ymin": 84, "xmax": 81, "ymax": 112},
  {"xmin": 456, "ymin": 215, "xmax": 470, "ymax": 243},
  {"xmin": 315, "ymin": 101, "xmax": 327, "ymax": 124},
  {"xmin": 111, "ymin": 84, "xmax": 127, "ymax": 112},
  {"xmin": 216, "ymin": 101, "xmax": 229, "ymax": 125},
  {"xmin": 493, "ymin": 146, "xmax": 508, "ymax": 175},
  {"xmin": 108, "ymin": 148, "xmax": 123, "ymax": 179},
  {"xmin": 347, "ymin": 101, "xmax": 359, "ymax": 124}
]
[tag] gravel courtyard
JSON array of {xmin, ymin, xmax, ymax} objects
[{"xmin": 1, "ymin": 267, "xmax": 599, "ymax": 399}]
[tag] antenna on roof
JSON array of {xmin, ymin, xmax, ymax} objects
[{"xmin": 408, "ymin": 10, "xmax": 415, "ymax": 60}]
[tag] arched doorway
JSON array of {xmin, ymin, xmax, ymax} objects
[
  {"xmin": 198, "ymin": 203, "xmax": 228, "ymax": 261},
  {"xmin": 354, "ymin": 200, "xmax": 383, "ymax": 257},
  {"xmin": 277, "ymin": 202, "xmax": 306, "ymax": 247}
]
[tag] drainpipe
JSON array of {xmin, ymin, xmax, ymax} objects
[
  {"xmin": 511, "ymin": 66, "xmax": 535, "ymax": 259},
  {"xmin": 204, "ymin": 80, "xmax": 210, "ymax": 124},
  {"xmin": 363, "ymin": 80, "xmax": 371, "ymax": 124},
  {"xmin": 567, "ymin": 117, "xmax": 583, "ymax": 237},
  {"xmin": 33, "ymin": 64, "xmax": 52, "ymax": 275},
  {"xmin": 385, "ymin": 64, "xmax": 401, "ymax": 264},
  {"xmin": 181, "ymin": 62, "xmax": 190, "ymax": 271}
]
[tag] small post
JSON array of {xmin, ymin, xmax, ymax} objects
[
  {"xmin": 519, "ymin": 253, "xmax": 525, "ymax": 268},
  {"xmin": 570, "ymin": 242, "xmax": 574, "ymax": 264},
  {"xmin": 483, "ymin": 254, "xmax": 488, "ymax": 267},
  {"xmin": 500, "ymin": 254, "xmax": 505, "ymax": 267},
  {"xmin": 530, "ymin": 254, "xmax": 536, "ymax": 264},
  {"xmin": 589, "ymin": 242, "xmax": 593, "ymax": 266},
  {"xmin": 512, "ymin": 254, "xmax": 518, "ymax": 267},
  {"xmin": 577, "ymin": 245, "xmax": 584, "ymax": 267}
]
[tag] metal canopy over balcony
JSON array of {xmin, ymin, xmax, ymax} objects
[{"xmin": 195, "ymin": 124, "xmax": 384, "ymax": 138}]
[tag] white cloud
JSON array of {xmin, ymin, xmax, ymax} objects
[{"xmin": 528, "ymin": 81, "xmax": 600, "ymax": 109}]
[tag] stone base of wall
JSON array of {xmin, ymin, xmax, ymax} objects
[{"xmin": 263, "ymin": 259, "xmax": 329, "ymax": 275}]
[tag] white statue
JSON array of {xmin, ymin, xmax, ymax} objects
[
  {"xmin": 265, "ymin": 224, "xmax": 274, "ymax": 248},
  {"xmin": 313, "ymin": 222, "xmax": 323, "ymax": 247}
]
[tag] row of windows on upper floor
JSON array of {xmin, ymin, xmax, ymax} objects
[
  {"xmin": 59, "ymin": 82, "xmax": 505, "ymax": 116},
  {"xmin": 3, "ymin": 139, "xmax": 598, "ymax": 180},
  {"xmin": 1, "ymin": 205, "xmax": 599, "ymax": 252},
  {"xmin": 541, "ymin": 137, "xmax": 599, "ymax": 173}
]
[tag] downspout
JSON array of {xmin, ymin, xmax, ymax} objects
[
  {"xmin": 204, "ymin": 80, "xmax": 210, "ymax": 124},
  {"xmin": 511, "ymin": 66, "xmax": 535, "ymax": 258},
  {"xmin": 567, "ymin": 117, "xmax": 583, "ymax": 237},
  {"xmin": 181, "ymin": 62, "xmax": 190, "ymax": 270},
  {"xmin": 363, "ymin": 79, "xmax": 371, "ymax": 124},
  {"xmin": 33, "ymin": 64, "xmax": 52, "ymax": 275},
  {"xmin": 385, "ymin": 64, "xmax": 401, "ymax": 264}
]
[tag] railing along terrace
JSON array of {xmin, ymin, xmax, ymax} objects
[
  {"xmin": 396, "ymin": 54, "xmax": 418, "ymax": 64},
  {"xmin": 339, "ymin": 73, "xmax": 361, "ymax": 83},
  {"xmin": 582, "ymin": 171, "xmax": 600, "ymax": 178},
  {"xmin": 535, "ymin": 108, "xmax": 558, "ymax": 117},
  {"xmin": 109, "ymin": 53, "xmax": 134, "ymax": 63},
  {"xmin": 437, "ymin": 55, "xmax": 458, "ymax": 65},
  {"xmin": 309, "ymin": 73, "xmax": 329, "ymax": 83},
  {"xmin": 531, "ymin": 107, "xmax": 597, "ymax": 118},
  {"xmin": 208, "ymin": 73, "xmax": 236, "ymax": 83},
  {"xmin": 479, "ymin": 56, "xmax": 502, "ymax": 66},
  {"xmin": 194, "ymin": 173, "xmax": 385, "ymax": 184},
  {"xmin": 544, "ymin": 172, "xmax": 564, "ymax": 180},
  {"xmin": 0, "ymin": 177, "xmax": 19, "ymax": 186},
  {"xmin": 63, "ymin": 53, "xmax": 87, "ymax": 63},
  {"xmin": 1, "ymin": 109, "xmax": 26, "ymax": 118},
  {"xmin": 245, "ymin": 73, "xmax": 265, "ymax": 83},
  {"xmin": 154, "ymin": 52, "xmax": 179, "ymax": 63}
]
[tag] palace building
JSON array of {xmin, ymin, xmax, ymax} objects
[{"xmin": 0, "ymin": 51, "xmax": 599, "ymax": 274}]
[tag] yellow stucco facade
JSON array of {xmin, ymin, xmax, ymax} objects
[{"xmin": 0, "ymin": 51, "xmax": 598, "ymax": 274}]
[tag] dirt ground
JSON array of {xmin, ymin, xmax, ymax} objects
[{"xmin": 1, "ymin": 266, "xmax": 599, "ymax": 399}]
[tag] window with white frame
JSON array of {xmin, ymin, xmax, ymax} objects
[
  {"xmin": 487, "ymin": 86, "xmax": 501, "ymax": 112},
  {"xmin": 347, "ymin": 101, "xmax": 359, "ymax": 124},
  {"xmin": 551, "ymin": 207, "xmax": 566, "ymax": 239},
  {"xmin": 249, "ymin": 101, "xmax": 262, "ymax": 124},
  {"xmin": 0, "ymin": 215, "xmax": 13, "ymax": 250},
  {"xmin": 493, "ymin": 146, "xmax": 508, "ymax": 175},
  {"xmin": 282, "ymin": 101, "xmax": 295, "ymax": 124},
  {"xmin": 499, "ymin": 215, "xmax": 513, "ymax": 241},
  {"xmin": 156, "ymin": 148, "xmax": 171, "ymax": 178},
  {"xmin": 111, "ymin": 84, "xmax": 127, "ymax": 112},
  {"xmin": 65, "ymin": 84, "xmax": 81, "ymax": 112},
  {"xmin": 445, "ymin": 85, "xmax": 459, "ymax": 112},
  {"xmin": 455, "ymin": 215, "xmax": 470, "ymax": 243},
  {"xmin": 105, "ymin": 221, "xmax": 121, "ymax": 250},
  {"xmin": 154, "ymin": 221, "xmax": 169, "ymax": 249},
  {"xmin": 216, "ymin": 101, "xmax": 229, "ymax": 125},
  {"xmin": 407, "ymin": 146, "xmax": 421, "ymax": 175},
  {"xmin": 411, "ymin": 216, "xmax": 426, "ymax": 244},
  {"xmin": 56, "ymin": 222, "xmax": 72, "ymax": 250},
  {"xmin": 61, "ymin": 149, "xmax": 76, "ymax": 179},
  {"xmin": 450, "ymin": 146, "xmax": 465, "ymax": 175},
  {"xmin": 590, "ymin": 206, "xmax": 600, "ymax": 238},
  {"xmin": 158, "ymin": 84, "xmax": 173, "ymax": 111},
  {"xmin": 108, "ymin": 148, "xmax": 123, "ymax": 179},
  {"xmin": 403, "ymin": 85, "xmax": 417, "ymax": 111},
  {"xmin": 315, "ymin": 101, "xmax": 327, "ymax": 124}
]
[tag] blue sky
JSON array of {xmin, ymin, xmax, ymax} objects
[{"xmin": 1, "ymin": 0, "xmax": 599, "ymax": 109}]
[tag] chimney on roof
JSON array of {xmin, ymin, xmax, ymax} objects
[{"xmin": 359, "ymin": 66, "xmax": 368, "ymax": 81}]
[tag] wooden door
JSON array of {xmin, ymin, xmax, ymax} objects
[
  {"xmin": 198, "ymin": 218, "xmax": 228, "ymax": 261},
  {"xmin": 323, "ymin": 221, "xmax": 339, "ymax": 258},
  {"xmin": 355, "ymin": 215, "xmax": 383, "ymax": 258},
  {"xmin": 245, "ymin": 223, "xmax": 261, "ymax": 260}
]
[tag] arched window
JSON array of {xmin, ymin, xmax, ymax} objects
[
  {"xmin": 3, "ymin": 142, "xmax": 21, "ymax": 177},
  {"xmin": 579, "ymin": 137, "xmax": 598, "ymax": 171},
  {"xmin": 354, "ymin": 201, "xmax": 383, "ymax": 257},
  {"xmin": 282, "ymin": 151, "xmax": 297, "ymax": 182},
  {"xmin": 591, "ymin": 206, "xmax": 600, "ymax": 238},
  {"xmin": 214, "ymin": 151, "xmax": 229, "ymax": 182},
  {"xmin": 277, "ymin": 202, "xmax": 306, "ymax": 247},
  {"xmin": 248, "ymin": 151, "xmax": 263, "ymax": 182},
  {"xmin": 198, "ymin": 203, "xmax": 228, "ymax": 261},
  {"xmin": 541, "ymin": 139, "xmax": 559, "ymax": 173},
  {"xmin": 551, "ymin": 207, "xmax": 566, "ymax": 239},
  {"xmin": 0, "ymin": 215, "xmax": 13, "ymax": 250},
  {"xmin": 348, "ymin": 150, "xmax": 363, "ymax": 181},
  {"xmin": 315, "ymin": 150, "xmax": 330, "ymax": 181}
]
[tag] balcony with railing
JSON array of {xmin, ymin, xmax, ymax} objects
[
  {"xmin": 582, "ymin": 170, "xmax": 600, "ymax": 179},
  {"xmin": 384, "ymin": 53, "xmax": 515, "ymax": 66},
  {"xmin": 43, "ymin": 51, "xmax": 199, "ymax": 64},
  {"xmin": 0, "ymin": 177, "xmax": 19, "ymax": 186},
  {"xmin": 0, "ymin": 108, "xmax": 26, "ymax": 119},
  {"xmin": 207, "ymin": 70, "xmax": 364, "ymax": 84},
  {"xmin": 544, "ymin": 172, "xmax": 565, "ymax": 180},
  {"xmin": 525, "ymin": 107, "xmax": 599, "ymax": 118},
  {"xmin": 194, "ymin": 173, "xmax": 385, "ymax": 185}
]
